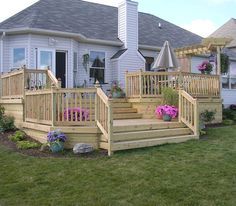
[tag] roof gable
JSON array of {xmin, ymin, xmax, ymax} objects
[
  {"xmin": 210, "ymin": 18, "xmax": 236, "ymax": 48},
  {"xmin": 0, "ymin": 0, "xmax": 202, "ymax": 48}
]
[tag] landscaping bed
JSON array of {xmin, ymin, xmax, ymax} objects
[{"xmin": 0, "ymin": 131, "xmax": 107, "ymax": 158}]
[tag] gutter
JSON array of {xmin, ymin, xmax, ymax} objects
[
  {"xmin": 0, "ymin": 28, "xmax": 124, "ymax": 47},
  {"xmin": 0, "ymin": 32, "xmax": 5, "ymax": 73}
]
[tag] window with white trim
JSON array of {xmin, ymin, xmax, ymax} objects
[
  {"xmin": 89, "ymin": 51, "xmax": 105, "ymax": 84},
  {"xmin": 222, "ymin": 61, "xmax": 236, "ymax": 90},
  {"xmin": 13, "ymin": 48, "xmax": 26, "ymax": 68}
]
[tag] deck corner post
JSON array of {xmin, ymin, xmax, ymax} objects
[
  {"xmin": 51, "ymin": 84, "xmax": 56, "ymax": 127},
  {"xmin": 125, "ymin": 70, "xmax": 128, "ymax": 98},
  {"xmin": 194, "ymin": 99, "xmax": 200, "ymax": 137},
  {"xmin": 178, "ymin": 90, "xmax": 182, "ymax": 123},
  {"xmin": 107, "ymin": 99, "xmax": 113, "ymax": 156},
  {"xmin": 139, "ymin": 69, "xmax": 143, "ymax": 98}
]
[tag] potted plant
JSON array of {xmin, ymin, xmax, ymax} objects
[
  {"xmin": 155, "ymin": 105, "xmax": 178, "ymax": 121},
  {"xmin": 111, "ymin": 81, "xmax": 125, "ymax": 98},
  {"xmin": 197, "ymin": 61, "xmax": 213, "ymax": 74},
  {"xmin": 47, "ymin": 130, "xmax": 67, "ymax": 153}
]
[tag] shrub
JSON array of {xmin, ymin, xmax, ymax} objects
[
  {"xmin": 222, "ymin": 119, "xmax": 234, "ymax": 126},
  {"xmin": 162, "ymin": 87, "xmax": 178, "ymax": 107},
  {"xmin": 200, "ymin": 110, "xmax": 216, "ymax": 123},
  {"xmin": 0, "ymin": 115, "xmax": 15, "ymax": 132},
  {"xmin": 16, "ymin": 141, "xmax": 40, "ymax": 150},
  {"xmin": 9, "ymin": 130, "xmax": 26, "ymax": 142},
  {"xmin": 223, "ymin": 108, "xmax": 236, "ymax": 120}
]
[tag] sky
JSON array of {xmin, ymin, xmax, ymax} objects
[{"xmin": 0, "ymin": 0, "xmax": 235, "ymax": 37}]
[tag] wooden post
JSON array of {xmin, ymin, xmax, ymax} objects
[
  {"xmin": 178, "ymin": 90, "xmax": 182, "ymax": 123},
  {"xmin": 107, "ymin": 99, "xmax": 113, "ymax": 156},
  {"xmin": 216, "ymin": 46, "xmax": 223, "ymax": 99},
  {"xmin": 194, "ymin": 99, "xmax": 199, "ymax": 137},
  {"xmin": 94, "ymin": 80, "xmax": 100, "ymax": 124},
  {"xmin": 139, "ymin": 69, "xmax": 143, "ymax": 98},
  {"xmin": 58, "ymin": 78, "xmax": 62, "ymax": 88},
  {"xmin": 51, "ymin": 84, "xmax": 56, "ymax": 127},
  {"xmin": 125, "ymin": 70, "xmax": 128, "ymax": 98}
]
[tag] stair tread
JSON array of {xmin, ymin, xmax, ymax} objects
[
  {"xmin": 114, "ymin": 134, "xmax": 196, "ymax": 144},
  {"xmin": 111, "ymin": 134, "xmax": 198, "ymax": 151},
  {"xmin": 114, "ymin": 127, "xmax": 190, "ymax": 134}
]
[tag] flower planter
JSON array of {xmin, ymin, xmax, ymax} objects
[
  {"xmin": 50, "ymin": 141, "xmax": 64, "ymax": 153},
  {"xmin": 112, "ymin": 91, "xmax": 122, "ymax": 98},
  {"xmin": 162, "ymin": 114, "xmax": 172, "ymax": 121}
]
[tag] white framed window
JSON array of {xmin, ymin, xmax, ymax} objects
[
  {"xmin": 89, "ymin": 51, "xmax": 105, "ymax": 84},
  {"xmin": 12, "ymin": 48, "xmax": 26, "ymax": 68},
  {"xmin": 37, "ymin": 48, "xmax": 55, "ymax": 73}
]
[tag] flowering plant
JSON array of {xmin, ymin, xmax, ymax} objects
[
  {"xmin": 47, "ymin": 130, "xmax": 67, "ymax": 143},
  {"xmin": 197, "ymin": 61, "xmax": 213, "ymax": 74},
  {"xmin": 111, "ymin": 81, "xmax": 123, "ymax": 93},
  {"xmin": 64, "ymin": 107, "xmax": 89, "ymax": 121},
  {"xmin": 155, "ymin": 105, "xmax": 178, "ymax": 118},
  {"xmin": 110, "ymin": 80, "xmax": 125, "ymax": 98}
]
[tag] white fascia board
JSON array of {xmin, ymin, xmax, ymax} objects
[{"xmin": 0, "ymin": 28, "xmax": 123, "ymax": 47}]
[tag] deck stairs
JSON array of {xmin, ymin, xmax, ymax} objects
[
  {"xmin": 100, "ymin": 99, "xmax": 198, "ymax": 152},
  {"xmin": 112, "ymin": 99, "xmax": 142, "ymax": 120}
]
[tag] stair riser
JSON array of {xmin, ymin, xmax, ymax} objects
[
  {"xmin": 113, "ymin": 128, "xmax": 192, "ymax": 142},
  {"xmin": 112, "ymin": 135, "xmax": 198, "ymax": 151},
  {"xmin": 113, "ymin": 122, "xmax": 186, "ymax": 133}
]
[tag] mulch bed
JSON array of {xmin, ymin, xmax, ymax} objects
[{"xmin": 0, "ymin": 130, "xmax": 107, "ymax": 158}]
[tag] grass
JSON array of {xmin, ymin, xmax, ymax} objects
[{"xmin": 0, "ymin": 127, "xmax": 236, "ymax": 206}]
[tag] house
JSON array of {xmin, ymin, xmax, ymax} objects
[
  {"xmin": 209, "ymin": 18, "xmax": 236, "ymax": 106},
  {"xmin": 0, "ymin": 0, "xmax": 202, "ymax": 91},
  {"xmin": 0, "ymin": 0, "xmax": 224, "ymax": 155}
]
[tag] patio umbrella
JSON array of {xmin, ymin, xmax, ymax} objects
[{"xmin": 153, "ymin": 41, "xmax": 179, "ymax": 71}]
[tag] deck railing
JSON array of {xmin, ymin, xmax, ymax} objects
[
  {"xmin": 1, "ymin": 68, "xmax": 59, "ymax": 99},
  {"xmin": 25, "ymin": 87, "xmax": 97, "ymax": 126},
  {"xmin": 126, "ymin": 70, "xmax": 220, "ymax": 98},
  {"xmin": 179, "ymin": 90, "xmax": 199, "ymax": 136},
  {"xmin": 96, "ymin": 87, "xmax": 113, "ymax": 156}
]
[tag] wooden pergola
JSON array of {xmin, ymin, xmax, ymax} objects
[{"xmin": 175, "ymin": 37, "xmax": 232, "ymax": 75}]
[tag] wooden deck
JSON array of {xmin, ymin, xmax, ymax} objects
[{"xmin": 0, "ymin": 68, "xmax": 223, "ymax": 155}]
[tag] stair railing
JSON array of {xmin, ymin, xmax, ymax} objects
[
  {"xmin": 179, "ymin": 89, "xmax": 199, "ymax": 136},
  {"xmin": 95, "ymin": 86, "xmax": 113, "ymax": 156}
]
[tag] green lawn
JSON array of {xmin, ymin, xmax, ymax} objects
[{"xmin": 0, "ymin": 127, "xmax": 236, "ymax": 206}]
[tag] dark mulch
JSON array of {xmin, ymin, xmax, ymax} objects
[{"xmin": 0, "ymin": 130, "xmax": 107, "ymax": 158}]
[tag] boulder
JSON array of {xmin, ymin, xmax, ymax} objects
[{"xmin": 73, "ymin": 143, "xmax": 93, "ymax": 154}]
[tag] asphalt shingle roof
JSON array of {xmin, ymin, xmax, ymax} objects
[
  {"xmin": 0, "ymin": 0, "xmax": 202, "ymax": 48},
  {"xmin": 210, "ymin": 18, "xmax": 236, "ymax": 48}
]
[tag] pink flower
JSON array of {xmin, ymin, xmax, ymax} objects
[{"xmin": 155, "ymin": 105, "xmax": 178, "ymax": 118}]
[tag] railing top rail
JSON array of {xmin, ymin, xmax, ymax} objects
[
  {"xmin": 25, "ymin": 69, "xmax": 48, "ymax": 74},
  {"xmin": 126, "ymin": 70, "xmax": 220, "ymax": 78},
  {"xmin": 47, "ymin": 69, "xmax": 59, "ymax": 87},
  {"xmin": 180, "ymin": 90, "xmax": 197, "ymax": 103},
  {"xmin": 1, "ymin": 68, "xmax": 24, "ymax": 78},
  {"xmin": 97, "ymin": 88, "xmax": 109, "ymax": 105}
]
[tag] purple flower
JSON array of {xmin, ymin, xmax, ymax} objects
[
  {"xmin": 155, "ymin": 105, "xmax": 178, "ymax": 118},
  {"xmin": 47, "ymin": 130, "xmax": 67, "ymax": 143}
]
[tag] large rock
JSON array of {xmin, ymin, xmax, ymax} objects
[{"xmin": 73, "ymin": 143, "xmax": 93, "ymax": 154}]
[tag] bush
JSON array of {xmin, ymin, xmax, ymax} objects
[
  {"xmin": 16, "ymin": 141, "xmax": 40, "ymax": 150},
  {"xmin": 222, "ymin": 119, "xmax": 234, "ymax": 126},
  {"xmin": 200, "ymin": 110, "xmax": 216, "ymax": 123},
  {"xmin": 162, "ymin": 87, "xmax": 178, "ymax": 107},
  {"xmin": 0, "ymin": 115, "xmax": 15, "ymax": 132},
  {"xmin": 9, "ymin": 131, "xmax": 26, "ymax": 142},
  {"xmin": 223, "ymin": 108, "xmax": 236, "ymax": 120}
]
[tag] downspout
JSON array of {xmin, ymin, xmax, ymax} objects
[{"xmin": 0, "ymin": 32, "xmax": 6, "ymax": 73}]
